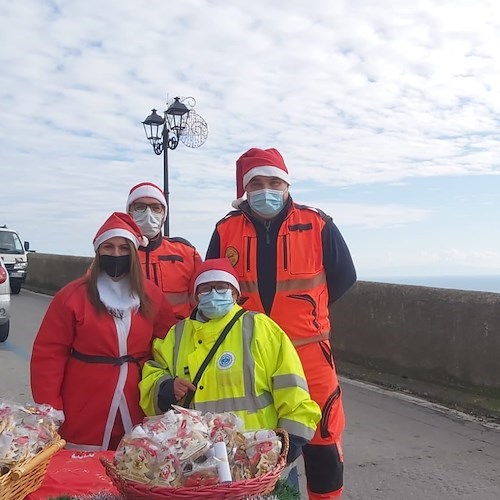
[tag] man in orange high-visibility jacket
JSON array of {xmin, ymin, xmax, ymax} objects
[
  {"xmin": 126, "ymin": 182, "xmax": 202, "ymax": 320},
  {"xmin": 206, "ymin": 147, "xmax": 356, "ymax": 499}
]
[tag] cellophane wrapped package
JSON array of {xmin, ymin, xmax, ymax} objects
[
  {"xmin": 113, "ymin": 405, "xmax": 282, "ymax": 487},
  {"xmin": 0, "ymin": 399, "xmax": 64, "ymax": 474}
]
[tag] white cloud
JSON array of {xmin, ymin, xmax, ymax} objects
[
  {"xmin": 1, "ymin": 0, "xmax": 500, "ymax": 279},
  {"xmin": 298, "ymin": 201, "xmax": 431, "ymax": 229},
  {"xmin": 361, "ymin": 248, "xmax": 500, "ymax": 275}
]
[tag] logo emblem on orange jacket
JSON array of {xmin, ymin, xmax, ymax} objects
[{"xmin": 225, "ymin": 246, "xmax": 239, "ymax": 266}]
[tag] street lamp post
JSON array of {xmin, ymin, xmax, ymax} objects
[{"xmin": 142, "ymin": 96, "xmax": 208, "ymax": 236}]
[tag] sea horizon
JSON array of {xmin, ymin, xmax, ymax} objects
[{"xmin": 361, "ymin": 274, "xmax": 500, "ymax": 294}]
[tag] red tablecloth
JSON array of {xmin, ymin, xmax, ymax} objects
[{"xmin": 25, "ymin": 449, "xmax": 119, "ymax": 499}]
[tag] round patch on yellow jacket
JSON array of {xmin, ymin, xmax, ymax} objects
[{"xmin": 217, "ymin": 351, "xmax": 235, "ymax": 370}]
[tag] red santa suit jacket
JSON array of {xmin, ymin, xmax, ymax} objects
[{"xmin": 30, "ymin": 277, "xmax": 175, "ymax": 451}]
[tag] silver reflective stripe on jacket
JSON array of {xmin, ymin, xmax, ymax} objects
[
  {"xmin": 273, "ymin": 373, "xmax": 309, "ymax": 393},
  {"xmin": 173, "ymin": 320, "xmax": 186, "ymax": 370},
  {"xmin": 279, "ymin": 416, "xmax": 316, "ymax": 441}
]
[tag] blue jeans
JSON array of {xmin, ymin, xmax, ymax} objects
[{"xmin": 286, "ymin": 464, "xmax": 299, "ymax": 490}]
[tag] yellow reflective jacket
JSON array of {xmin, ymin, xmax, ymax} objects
[{"xmin": 140, "ymin": 304, "xmax": 321, "ymax": 441}]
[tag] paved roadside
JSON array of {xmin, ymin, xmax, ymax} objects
[{"xmin": 337, "ymin": 359, "xmax": 500, "ymax": 424}]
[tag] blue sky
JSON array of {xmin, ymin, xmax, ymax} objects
[{"xmin": 1, "ymin": 0, "xmax": 500, "ymax": 284}]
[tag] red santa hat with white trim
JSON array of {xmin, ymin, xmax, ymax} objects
[
  {"xmin": 192, "ymin": 258, "xmax": 240, "ymax": 295},
  {"xmin": 126, "ymin": 182, "xmax": 167, "ymax": 211},
  {"xmin": 232, "ymin": 147, "xmax": 291, "ymax": 208},
  {"xmin": 93, "ymin": 212, "xmax": 148, "ymax": 251}
]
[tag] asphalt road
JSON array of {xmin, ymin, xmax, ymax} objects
[{"xmin": 2, "ymin": 290, "xmax": 500, "ymax": 499}]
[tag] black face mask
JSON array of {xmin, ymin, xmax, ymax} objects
[{"xmin": 99, "ymin": 254, "xmax": 131, "ymax": 278}]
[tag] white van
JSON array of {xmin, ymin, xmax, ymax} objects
[{"xmin": 0, "ymin": 225, "xmax": 30, "ymax": 294}]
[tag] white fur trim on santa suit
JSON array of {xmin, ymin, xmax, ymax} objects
[
  {"xmin": 232, "ymin": 165, "xmax": 291, "ymax": 208},
  {"xmin": 194, "ymin": 270, "xmax": 240, "ymax": 294},
  {"xmin": 96, "ymin": 273, "xmax": 137, "ymax": 449},
  {"xmin": 242, "ymin": 165, "xmax": 290, "ymax": 190},
  {"xmin": 93, "ymin": 228, "xmax": 148, "ymax": 251},
  {"xmin": 126, "ymin": 184, "xmax": 167, "ymax": 210},
  {"xmin": 97, "ymin": 273, "xmax": 140, "ymax": 312}
]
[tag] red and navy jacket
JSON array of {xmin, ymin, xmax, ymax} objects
[
  {"xmin": 206, "ymin": 197, "xmax": 356, "ymax": 342},
  {"xmin": 139, "ymin": 235, "xmax": 202, "ymax": 320}
]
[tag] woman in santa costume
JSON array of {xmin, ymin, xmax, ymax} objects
[{"xmin": 30, "ymin": 212, "xmax": 176, "ymax": 451}]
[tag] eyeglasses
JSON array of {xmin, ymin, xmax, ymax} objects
[
  {"xmin": 197, "ymin": 283, "xmax": 231, "ymax": 296},
  {"xmin": 132, "ymin": 202, "xmax": 165, "ymax": 214}
]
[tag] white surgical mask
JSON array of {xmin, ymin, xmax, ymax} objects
[
  {"xmin": 248, "ymin": 189, "xmax": 285, "ymax": 218},
  {"xmin": 132, "ymin": 208, "xmax": 164, "ymax": 238}
]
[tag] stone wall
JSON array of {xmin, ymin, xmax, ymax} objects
[
  {"xmin": 25, "ymin": 253, "xmax": 500, "ymax": 395},
  {"xmin": 332, "ymin": 281, "xmax": 500, "ymax": 391},
  {"xmin": 26, "ymin": 252, "xmax": 92, "ymax": 295}
]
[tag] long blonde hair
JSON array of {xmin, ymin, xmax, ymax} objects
[{"xmin": 86, "ymin": 240, "xmax": 152, "ymax": 317}]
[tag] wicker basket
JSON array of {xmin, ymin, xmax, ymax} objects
[
  {"xmin": 101, "ymin": 429, "xmax": 289, "ymax": 500},
  {"xmin": 0, "ymin": 436, "xmax": 66, "ymax": 500}
]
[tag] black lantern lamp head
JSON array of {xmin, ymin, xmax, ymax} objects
[
  {"xmin": 142, "ymin": 109, "xmax": 165, "ymax": 154},
  {"xmin": 141, "ymin": 94, "xmax": 207, "ymax": 237},
  {"xmin": 165, "ymin": 97, "xmax": 190, "ymax": 135}
]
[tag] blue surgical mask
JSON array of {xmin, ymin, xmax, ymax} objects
[
  {"xmin": 197, "ymin": 289, "xmax": 235, "ymax": 319},
  {"xmin": 248, "ymin": 189, "xmax": 285, "ymax": 218}
]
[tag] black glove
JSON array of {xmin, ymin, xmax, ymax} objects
[
  {"xmin": 157, "ymin": 378, "xmax": 176, "ymax": 412},
  {"xmin": 287, "ymin": 434, "xmax": 308, "ymax": 464}
]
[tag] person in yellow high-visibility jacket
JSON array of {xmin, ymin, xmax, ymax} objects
[{"xmin": 139, "ymin": 258, "xmax": 321, "ymax": 464}]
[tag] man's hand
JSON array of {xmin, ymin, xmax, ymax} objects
[{"xmin": 173, "ymin": 377, "xmax": 197, "ymax": 401}]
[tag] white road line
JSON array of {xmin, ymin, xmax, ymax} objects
[{"xmin": 22, "ymin": 288, "xmax": 52, "ymax": 298}]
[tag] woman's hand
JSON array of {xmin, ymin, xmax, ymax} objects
[{"xmin": 173, "ymin": 377, "xmax": 197, "ymax": 401}]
